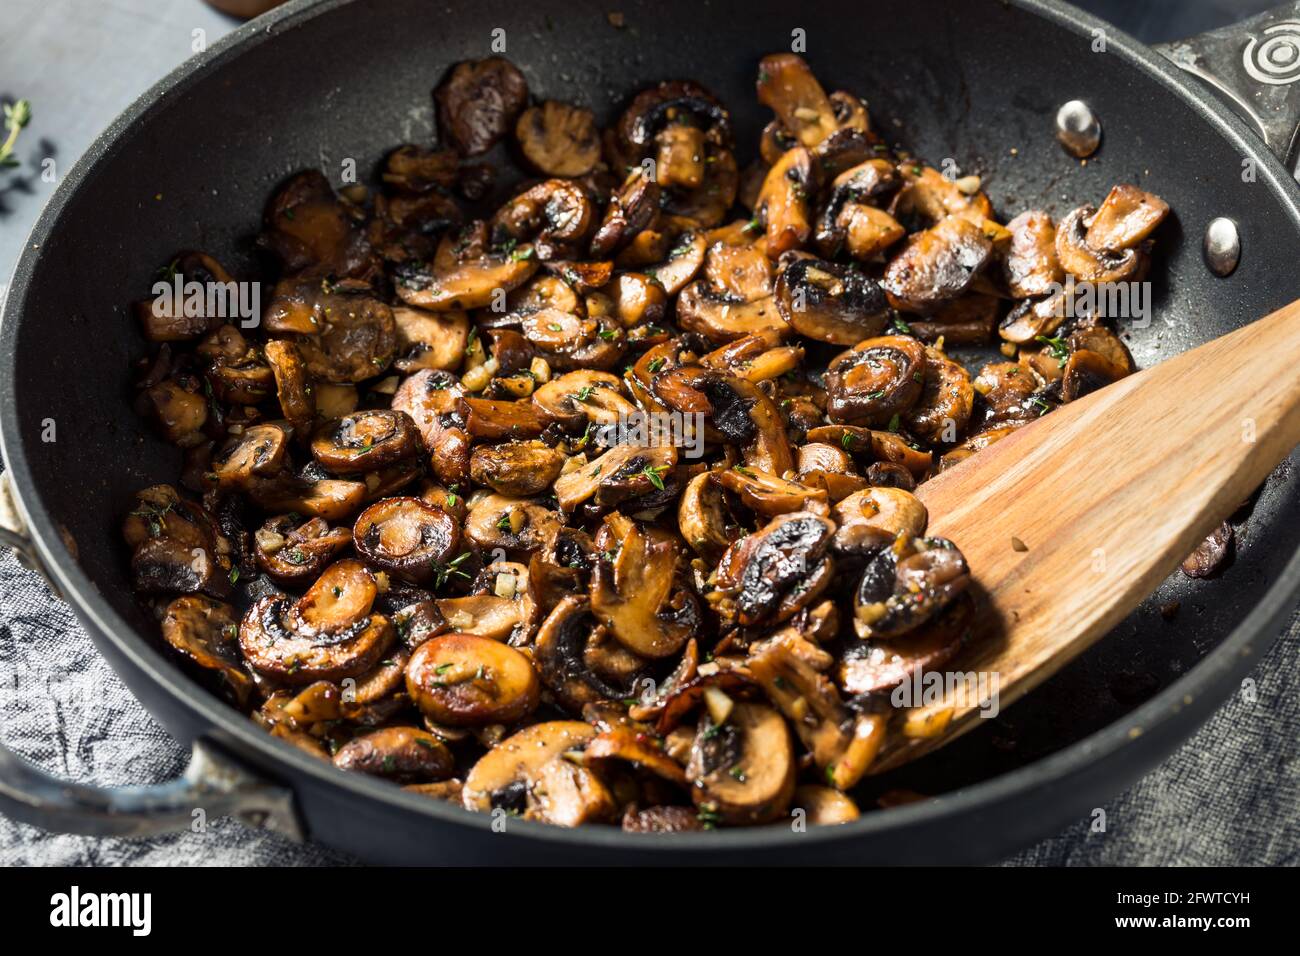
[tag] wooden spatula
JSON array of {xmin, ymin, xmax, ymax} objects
[{"xmin": 868, "ymin": 300, "xmax": 1300, "ymax": 772}]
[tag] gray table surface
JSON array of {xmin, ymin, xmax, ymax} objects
[{"xmin": 0, "ymin": 0, "xmax": 1296, "ymax": 866}]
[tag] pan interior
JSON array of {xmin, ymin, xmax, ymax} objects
[{"xmin": 6, "ymin": 0, "xmax": 1298, "ymax": 806}]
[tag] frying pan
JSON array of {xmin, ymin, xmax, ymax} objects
[{"xmin": 2, "ymin": 0, "xmax": 1299, "ymax": 864}]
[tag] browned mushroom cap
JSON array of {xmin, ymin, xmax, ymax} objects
[
  {"xmin": 462, "ymin": 720, "xmax": 614, "ymax": 826},
  {"xmin": 458, "ymin": 396, "xmax": 548, "ymax": 441},
  {"xmin": 533, "ymin": 595, "xmax": 647, "ymax": 712},
  {"xmin": 585, "ymin": 721, "xmax": 690, "ymax": 788},
  {"xmin": 746, "ymin": 638, "xmax": 882, "ymax": 790},
  {"xmin": 651, "ymin": 365, "xmax": 791, "ymax": 473},
  {"xmin": 434, "ymin": 56, "xmax": 529, "ymax": 156},
  {"xmin": 515, "ymin": 101, "xmax": 601, "ymax": 177},
  {"xmin": 792, "ymin": 785, "xmax": 861, "ymax": 825},
  {"xmin": 1070, "ymin": 324, "xmax": 1135, "ymax": 374},
  {"xmin": 262, "ymin": 338, "xmax": 315, "ymax": 433},
  {"xmin": 264, "ymin": 279, "xmax": 398, "ymax": 383},
  {"xmin": 532, "ymin": 370, "xmax": 634, "ymax": 428},
  {"xmin": 606, "ymin": 273, "xmax": 668, "ymax": 328},
  {"xmin": 406, "ymin": 632, "xmax": 540, "ymax": 727},
  {"xmin": 392, "ymin": 306, "xmax": 471, "ymax": 373},
  {"xmin": 246, "ymin": 473, "xmax": 369, "ymax": 523},
  {"xmin": 123, "ymin": 486, "xmax": 233, "ymax": 598},
  {"xmin": 310, "ymin": 410, "xmax": 419, "ymax": 474},
  {"xmin": 815, "ymin": 160, "xmax": 905, "ymax": 259},
  {"xmin": 904, "ymin": 345, "xmax": 975, "ymax": 443},
  {"xmin": 491, "ymin": 179, "xmax": 596, "ymax": 260},
  {"xmin": 139, "ymin": 376, "xmax": 208, "ymax": 446},
  {"xmin": 718, "ymin": 465, "xmax": 830, "ymax": 517},
  {"xmin": 832, "ymin": 487, "xmax": 928, "ymax": 555},
  {"xmin": 839, "ymin": 592, "xmax": 973, "ymax": 696},
  {"xmin": 590, "ymin": 513, "xmax": 699, "ymax": 659},
  {"xmin": 468, "ymin": 441, "xmax": 566, "ymax": 497},
  {"xmin": 352, "ymin": 497, "xmax": 459, "ymax": 584},
  {"xmin": 210, "ymin": 424, "xmax": 289, "ymax": 489},
  {"xmin": 395, "ymin": 221, "xmax": 540, "ymax": 311},
  {"xmin": 998, "ymin": 288, "xmax": 1068, "ymax": 345},
  {"xmin": 1085, "ymin": 184, "xmax": 1169, "ymax": 252},
  {"xmin": 714, "ymin": 511, "xmax": 836, "ymax": 627},
  {"xmin": 775, "ymin": 256, "xmax": 892, "ymax": 345},
  {"xmin": 703, "ymin": 236, "xmax": 774, "ymax": 300},
  {"xmin": 884, "ymin": 215, "xmax": 994, "ymax": 314},
  {"xmin": 1181, "ymin": 521, "xmax": 1234, "ymax": 579},
  {"xmin": 973, "ymin": 361, "xmax": 1044, "ymax": 425},
  {"xmin": 390, "ymin": 369, "xmax": 470, "ymax": 486},
  {"xmin": 438, "ymin": 562, "xmax": 538, "ymax": 643},
  {"xmin": 160, "ymin": 595, "xmax": 252, "ymax": 705},
  {"xmin": 853, "ymin": 536, "xmax": 970, "ymax": 640},
  {"xmin": 622, "ymin": 805, "xmax": 705, "ymax": 833},
  {"xmin": 615, "ymin": 79, "xmax": 732, "ymax": 159},
  {"xmin": 333, "ymin": 727, "xmax": 455, "ymax": 783},
  {"xmin": 253, "ymin": 514, "xmax": 351, "ymax": 586},
  {"xmin": 381, "ymin": 144, "xmax": 459, "ymax": 194},
  {"xmin": 259, "ymin": 171, "xmax": 374, "ymax": 277},
  {"xmin": 589, "ymin": 167, "xmax": 661, "ymax": 259},
  {"xmin": 1060, "ymin": 348, "xmax": 1129, "ymax": 402},
  {"xmin": 756, "ymin": 53, "xmax": 839, "ymax": 149},
  {"xmin": 134, "ymin": 252, "xmax": 235, "ymax": 342},
  {"xmin": 806, "ymin": 424, "xmax": 934, "ymax": 480},
  {"xmin": 890, "ymin": 164, "xmax": 994, "ymax": 229},
  {"xmin": 756, "ymin": 147, "xmax": 818, "ymax": 258},
  {"xmin": 825, "ymin": 334, "xmax": 927, "ymax": 426},
  {"xmin": 517, "ymin": 303, "xmax": 625, "ymax": 372},
  {"xmin": 553, "ymin": 444, "xmax": 679, "ymax": 515},
  {"xmin": 1054, "ymin": 206, "xmax": 1142, "ymax": 283},
  {"xmin": 687, "ymin": 701, "xmax": 795, "ymax": 825},
  {"xmin": 678, "ymin": 471, "xmax": 738, "ymax": 563},
  {"xmin": 463, "ymin": 493, "xmax": 562, "ymax": 556},
  {"xmin": 676, "ymin": 280, "xmax": 787, "ymax": 343},
  {"xmin": 644, "ymin": 231, "xmax": 707, "ymax": 295},
  {"xmin": 197, "ymin": 326, "xmax": 275, "ymax": 405},
  {"xmin": 239, "ymin": 560, "xmax": 395, "ymax": 684},
  {"xmin": 701, "ymin": 330, "xmax": 804, "ymax": 384},
  {"xmin": 661, "ymin": 144, "xmax": 739, "ymax": 228},
  {"xmin": 1003, "ymin": 210, "xmax": 1063, "ymax": 299}
]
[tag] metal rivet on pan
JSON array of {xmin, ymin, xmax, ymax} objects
[
  {"xmin": 1203, "ymin": 217, "xmax": 1240, "ymax": 277},
  {"xmin": 1055, "ymin": 100, "xmax": 1101, "ymax": 158}
]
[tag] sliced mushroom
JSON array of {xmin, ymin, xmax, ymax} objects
[
  {"xmin": 825, "ymin": 335, "xmax": 927, "ymax": 426},
  {"xmin": 381, "ymin": 144, "xmax": 458, "ymax": 194},
  {"xmin": 311, "ymin": 410, "xmax": 419, "ymax": 474},
  {"xmin": 589, "ymin": 167, "xmax": 661, "ymax": 259},
  {"xmin": 832, "ymin": 487, "xmax": 928, "ymax": 555},
  {"xmin": 160, "ymin": 595, "xmax": 252, "ymax": 705},
  {"xmin": 332, "ymin": 727, "xmax": 455, "ymax": 783},
  {"xmin": 647, "ymin": 231, "xmax": 707, "ymax": 295},
  {"xmin": 616, "ymin": 79, "xmax": 732, "ymax": 165},
  {"xmin": 434, "ymin": 56, "xmax": 529, "ymax": 156},
  {"xmin": 853, "ymin": 536, "xmax": 970, "ymax": 640},
  {"xmin": 263, "ymin": 338, "xmax": 315, "ymax": 433},
  {"xmin": 661, "ymin": 144, "xmax": 738, "ymax": 228},
  {"xmin": 553, "ymin": 444, "xmax": 678, "ymax": 515},
  {"xmin": 469, "ymin": 441, "xmax": 566, "ymax": 497},
  {"xmin": 264, "ymin": 279, "xmax": 398, "ymax": 383},
  {"xmin": 390, "ymin": 369, "xmax": 470, "ymax": 486},
  {"xmin": 1054, "ymin": 205, "xmax": 1142, "ymax": 283},
  {"xmin": 775, "ymin": 256, "xmax": 891, "ymax": 345},
  {"xmin": 1070, "ymin": 324, "xmax": 1134, "ymax": 374},
  {"xmin": 197, "ymin": 325, "xmax": 275, "ymax": 404},
  {"xmin": 491, "ymin": 179, "xmax": 596, "ymax": 260},
  {"xmin": 395, "ymin": 221, "xmax": 539, "ymax": 311},
  {"xmin": 1181, "ymin": 522, "xmax": 1234, "ymax": 579},
  {"xmin": 713, "ymin": 511, "xmax": 836, "ymax": 627},
  {"xmin": 676, "ymin": 280, "xmax": 786, "ymax": 343},
  {"xmin": 463, "ymin": 493, "xmax": 562, "ymax": 556},
  {"xmin": 839, "ymin": 592, "xmax": 973, "ymax": 695},
  {"xmin": 515, "ymin": 101, "xmax": 601, "ymax": 177},
  {"xmin": 392, "ymin": 306, "xmax": 471, "ymax": 373},
  {"xmin": 903, "ymin": 345, "xmax": 975, "ymax": 443},
  {"xmin": 436, "ymin": 585, "xmax": 536, "ymax": 644},
  {"xmin": 532, "ymin": 370, "xmax": 633, "ymax": 428},
  {"xmin": 938, "ymin": 423, "xmax": 1023, "ymax": 471},
  {"xmin": 678, "ymin": 471, "xmax": 738, "ymax": 563},
  {"xmin": 462, "ymin": 720, "xmax": 614, "ymax": 826},
  {"xmin": 756, "ymin": 53, "xmax": 838, "ymax": 149},
  {"xmin": 806, "ymin": 424, "xmax": 934, "ymax": 480},
  {"xmin": 253, "ymin": 514, "xmax": 351, "ymax": 586},
  {"xmin": 458, "ymin": 396, "xmax": 548, "ymax": 440},
  {"xmin": 756, "ymin": 147, "xmax": 818, "ymax": 258},
  {"xmin": 1003, "ymin": 210, "xmax": 1063, "ymax": 298},
  {"xmin": 246, "ymin": 474, "xmax": 369, "ymax": 523},
  {"xmin": 210, "ymin": 424, "xmax": 289, "ymax": 489},
  {"xmin": 139, "ymin": 377, "xmax": 208, "ymax": 447},
  {"xmin": 998, "ymin": 289, "xmax": 1069, "ymax": 345},
  {"xmin": 890, "ymin": 164, "xmax": 994, "ymax": 229},
  {"xmin": 406, "ymin": 632, "xmax": 540, "ymax": 726},
  {"xmin": 1060, "ymin": 348, "xmax": 1129, "ymax": 402},
  {"xmin": 884, "ymin": 215, "xmax": 994, "ymax": 314},
  {"xmin": 717, "ymin": 465, "xmax": 829, "ymax": 517},
  {"xmin": 124, "ymin": 486, "xmax": 233, "ymax": 598},
  {"xmin": 134, "ymin": 252, "xmax": 235, "ymax": 342},
  {"xmin": 352, "ymin": 497, "xmax": 460, "ymax": 584},
  {"xmin": 1085, "ymin": 184, "xmax": 1169, "ymax": 252},
  {"xmin": 533, "ymin": 595, "xmax": 645, "ymax": 712},
  {"xmin": 792, "ymin": 785, "xmax": 860, "ymax": 825},
  {"xmin": 687, "ymin": 702, "xmax": 795, "ymax": 825},
  {"xmin": 259, "ymin": 170, "xmax": 375, "ymax": 277},
  {"xmin": 622, "ymin": 805, "xmax": 705, "ymax": 833},
  {"xmin": 974, "ymin": 361, "xmax": 1044, "ymax": 426}
]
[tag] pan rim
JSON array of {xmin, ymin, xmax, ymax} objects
[{"xmin": 2, "ymin": 0, "xmax": 1298, "ymax": 858}]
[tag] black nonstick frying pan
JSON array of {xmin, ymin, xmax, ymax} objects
[{"xmin": 2, "ymin": 0, "xmax": 1299, "ymax": 864}]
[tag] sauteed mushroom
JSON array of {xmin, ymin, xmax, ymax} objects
[
  {"xmin": 825, "ymin": 335, "xmax": 926, "ymax": 426},
  {"xmin": 254, "ymin": 514, "xmax": 351, "ymax": 586},
  {"xmin": 333, "ymin": 727, "xmax": 454, "ymax": 783},
  {"xmin": 775, "ymin": 256, "xmax": 891, "ymax": 345},
  {"xmin": 435, "ymin": 57, "xmax": 529, "ymax": 156},
  {"xmin": 352, "ymin": 497, "xmax": 460, "ymax": 584},
  {"xmin": 407, "ymin": 633, "xmax": 540, "ymax": 726},
  {"xmin": 160, "ymin": 595, "xmax": 252, "ymax": 705},
  {"xmin": 311, "ymin": 410, "xmax": 419, "ymax": 473},
  {"xmin": 516, "ymin": 101, "xmax": 601, "ymax": 177},
  {"xmin": 687, "ymin": 702, "xmax": 795, "ymax": 825},
  {"xmin": 884, "ymin": 215, "xmax": 994, "ymax": 313},
  {"xmin": 469, "ymin": 440, "xmax": 566, "ymax": 496},
  {"xmin": 853, "ymin": 537, "xmax": 970, "ymax": 640}
]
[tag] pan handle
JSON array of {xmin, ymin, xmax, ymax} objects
[
  {"xmin": 0, "ymin": 473, "xmax": 302, "ymax": 839},
  {"xmin": 1156, "ymin": 2, "xmax": 1300, "ymax": 171}
]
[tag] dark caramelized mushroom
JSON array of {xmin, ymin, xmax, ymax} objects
[
  {"xmin": 392, "ymin": 306, "xmax": 471, "ymax": 373},
  {"xmin": 469, "ymin": 440, "xmax": 566, "ymax": 497},
  {"xmin": 516, "ymin": 101, "xmax": 601, "ymax": 177},
  {"xmin": 352, "ymin": 497, "xmax": 460, "ymax": 583},
  {"xmin": 254, "ymin": 515, "xmax": 351, "ymax": 586},
  {"xmin": 491, "ymin": 179, "xmax": 596, "ymax": 260},
  {"xmin": 406, "ymin": 632, "xmax": 540, "ymax": 726},
  {"xmin": 265, "ymin": 280, "xmax": 398, "ymax": 383},
  {"xmin": 534, "ymin": 595, "xmax": 646, "ymax": 712},
  {"xmin": 840, "ymin": 593, "xmax": 973, "ymax": 695},
  {"xmin": 687, "ymin": 702, "xmax": 795, "ymax": 825},
  {"xmin": 134, "ymin": 252, "xmax": 234, "ymax": 342},
  {"xmin": 775, "ymin": 256, "xmax": 891, "ymax": 345},
  {"xmin": 1060, "ymin": 348, "xmax": 1129, "ymax": 402},
  {"xmin": 590, "ymin": 167, "xmax": 661, "ymax": 259},
  {"xmin": 832, "ymin": 487, "xmax": 928, "ymax": 555},
  {"xmin": 884, "ymin": 215, "xmax": 994, "ymax": 314},
  {"xmin": 333, "ymin": 727, "xmax": 454, "ymax": 783},
  {"xmin": 396, "ymin": 221, "xmax": 539, "ymax": 311},
  {"xmin": 825, "ymin": 335, "xmax": 927, "ymax": 426},
  {"xmin": 756, "ymin": 53, "xmax": 839, "ymax": 149},
  {"xmin": 311, "ymin": 410, "xmax": 419, "ymax": 474},
  {"xmin": 434, "ymin": 57, "xmax": 529, "ymax": 156},
  {"xmin": 1055, "ymin": 205, "xmax": 1142, "ymax": 283},
  {"xmin": 714, "ymin": 511, "xmax": 836, "ymax": 627},
  {"xmin": 903, "ymin": 346, "xmax": 975, "ymax": 443},
  {"xmin": 1003, "ymin": 211, "xmax": 1063, "ymax": 299},
  {"xmin": 853, "ymin": 537, "xmax": 970, "ymax": 640},
  {"xmin": 160, "ymin": 595, "xmax": 252, "ymax": 704},
  {"xmin": 210, "ymin": 424, "xmax": 289, "ymax": 489},
  {"xmin": 263, "ymin": 338, "xmax": 315, "ymax": 433},
  {"xmin": 756, "ymin": 147, "xmax": 818, "ymax": 258},
  {"xmin": 1181, "ymin": 522, "xmax": 1234, "ymax": 579}
]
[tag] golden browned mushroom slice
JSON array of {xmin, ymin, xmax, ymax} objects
[
  {"xmin": 124, "ymin": 486, "xmax": 232, "ymax": 598},
  {"xmin": 265, "ymin": 282, "xmax": 398, "ymax": 384},
  {"xmin": 469, "ymin": 440, "xmax": 566, "ymax": 497},
  {"xmin": 458, "ymin": 396, "xmax": 548, "ymax": 440},
  {"xmin": 645, "ymin": 231, "xmax": 707, "ymax": 295},
  {"xmin": 676, "ymin": 280, "xmax": 787, "ymax": 343},
  {"xmin": 1070, "ymin": 324, "xmax": 1135, "ymax": 374},
  {"xmin": 853, "ymin": 536, "xmax": 970, "ymax": 640},
  {"xmin": 615, "ymin": 79, "xmax": 732, "ymax": 175},
  {"xmin": 937, "ymin": 422, "xmax": 1023, "ymax": 471},
  {"xmin": 262, "ymin": 338, "xmax": 315, "ymax": 433},
  {"xmin": 352, "ymin": 497, "xmax": 460, "ymax": 584},
  {"xmin": 678, "ymin": 471, "xmax": 738, "ymax": 563},
  {"xmin": 713, "ymin": 511, "xmax": 836, "ymax": 627},
  {"xmin": 791, "ymin": 785, "xmax": 861, "ymax": 825},
  {"xmin": 1054, "ymin": 205, "xmax": 1143, "ymax": 283},
  {"xmin": 553, "ymin": 444, "xmax": 678, "ymax": 514},
  {"xmin": 775, "ymin": 256, "xmax": 892, "ymax": 345},
  {"xmin": 463, "ymin": 493, "xmax": 562, "ymax": 556},
  {"xmin": 532, "ymin": 370, "xmax": 634, "ymax": 428},
  {"xmin": 160, "ymin": 595, "xmax": 252, "ymax": 705},
  {"xmin": 198, "ymin": 325, "xmax": 275, "ymax": 405},
  {"xmin": 909, "ymin": 292, "xmax": 1001, "ymax": 346},
  {"xmin": 890, "ymin": 164, "xmax": 994, "ymax": 228},
  {"xmin": 1085, "ymin": 184, "xmax": 1169, "ymax": 252},
  {"xmin": 390, "ymin": 369, "xmax": 470, "ymax": 486},
  {"xmin": 516, "ymin": 101, "xmax": 601, "ymax": 177},
  {"xmin": 606, "ymin": 273, "xmax": 668, "ymax": 328},
  {"xmin": 747, "ymin": 639, "xmax": 883, "ymax": 790},
  {"xmin": 392, "ymin": 306, "xmax": 471, "ymax": 373},
  {"xmin": 406, "ymin": 632, "xmax": 540, "ymax": 726},
  {"xmin": 585, "ymin": 722, "xmax": 690, "ymax": 788},
  {"xmin": 533, "ymin": 595, "xmax": 648, "ymax": 712},
  {"xmin": 904, "ymin": 345, "xmax": 975, "ymax": 443},
  {"xmin": 795, "ymin": 443, "xmax": 869, "ymax": 502},
  {"xmin": 1003, "ymin": 210, "xmax": 1063, "ymax": 299},
  {"xmin": 717, "ymin": 465, "xmax": 830, "ymax": 517},
  {"xmin": 139, "ymin": 377, "xmax": 208, "ymax": 446},
  {"xmin": 700, "ymin": 329, "xmax": 803, "ymax": 383},
  {"xmin": 838, "ymin": 593, "xmax": 973, "ymax": 696},
  {"xmin": 381, "ymin": 144, "xmax": 459, "ymax": 193},
  {"xmin": 434, "ymin": 56, "xmax": 529, "ymax": 156},
  {"xmin": 134, "ymin": 252, "xmax": 235, "ymax": 342},
  {"xmin": 589, "ymin": 167, "xmax": 661, "ymax": 259},
  {"xmin": 332, "ymin": 727, "xmax": 455, "ymax": 783},
  {"xmin": 309, "ymin": 410, "xmax": 419, "ymax": 474},
  {"xmin": 492, "ymin": 179, "xmax": 596, "ymax": 260},
  {"xmin": 687, "ymin": 701, "xmax": 795, "ymax": 825},
  {"xmin": 662, "ymin": 144, "xmax": 738, "ymax": 228},
  {"xmin": 517, "ymin": 303, "xmax": 625, "ymax": 372},
  {"xmin": 1061, "ymin": 348, "xmax": 1130, "ymax": 402},
  {"xmin": 462, "ymin": 720, "xmax": 615, "ymax": 826},
  {"xmin": 239, "ymin": 559, "xmax": 394, "ymax": 684},
  {"xmin": 622, "ymin": 805, "xmax": 705, "ymax": 833},
  {"xmin": 805, "ymin": 424, "xmax": 935, "ymax": 480},
  {"xmin": 259, "ymin": 170, "xmax": 375, "ymax": 277},
  {"xmin": 253, "ymin": 514, "xmax": 351, "ymax": 586},
  {"xmin": 437, "ymin": 577, "xmax": 538, "ymax": 643},
  {"xmin": 998, "ymin": 288, "xmax": 1068, "ymax": 345},
  {"xmin": 824, "ymin": 334, "xmax": 927, "ymax": 426},
  {"xmin": 395, "ymin": 221, "xmax": 539, "ymax": 311},
  {"xmin": 973, "ymin": 361, "xmax": 1044, "ymax": 425},
  {"xmin": 884, "ymin": 215, "xmax": 994, "ymax": 314},
  {"xmin": 247, "ymin": 474, "xmax": 368, "ymax": 523},
  {"xmin": 590, "ymin": 513, "xmax": 700, "ymax": 659},
  {"xmin": 756, "ymin": 147, "xmax": 818, "ymax": 258},
  {"xmin": 832, "ymin": 487, "xmax": 928, "ymax": 555},
  {"xmin": 756, "ymin": 53, "xmax": 839, "ymax": 149},
  {"xmin": 209, "ymin": 424, "xmax": 290, "ymax": 489},
  {"xmin": 652, "ymin": 365, "xmax": 791, "ymax": 474}
]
